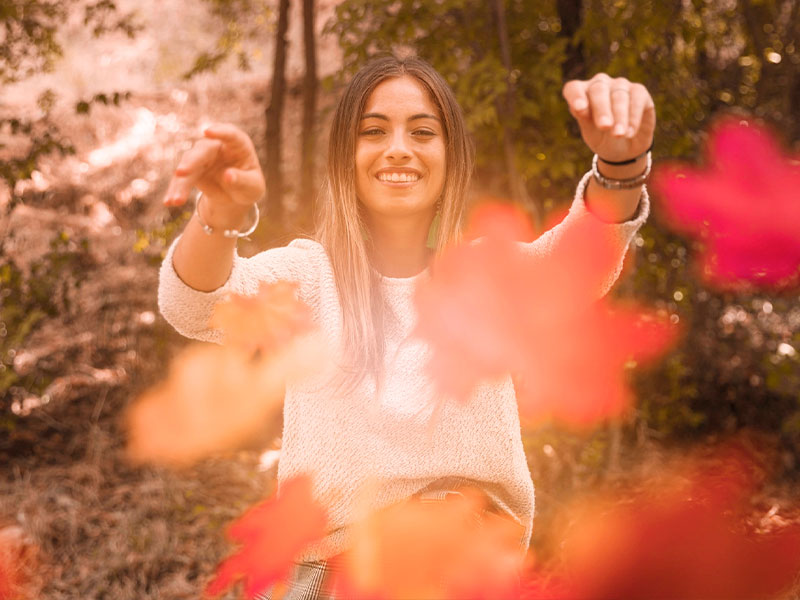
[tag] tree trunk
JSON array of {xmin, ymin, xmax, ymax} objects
[
  {"xmin": 265, "ymin": 0, "xmax": 290, "ymax": 223},
  {"xmin": 556, "ymin": 0, "xmax": 585, "ymax": 81},
  {"xmin": 300, "ymin": 0, "xmax": 318, "ymax": 224},
  {"xmin": 489, "ymin": 0, "xmax": 540, "ymax": 228}
]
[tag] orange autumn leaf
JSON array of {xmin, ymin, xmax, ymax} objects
[
  {"xmin": 415, "ymin": 203, "xmax": 676, "ymax": 427},
  {"xmin": 333, "ymin": 488, "xmax": 526, "ymax": 600},
  {"xmin": 126, "ymin": 335, "xmax": 325, "ymax": 467},
  {"xmin": 211, "ymin": 281, "xmax": 315, "ymax": 354},
  {"xmin": 205, "ymin": 476, "xmax": 328, "ymax": 599}
]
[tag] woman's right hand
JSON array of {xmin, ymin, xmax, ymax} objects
[{"xmin": 164, "ymin": 123, "xmax": 265, "ymax": 221}]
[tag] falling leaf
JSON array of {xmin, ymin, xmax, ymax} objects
[
  {"xmin": 521, "ymin": 445, "xmax": 800, "ymax": 600},
  {"xmin": 211, "ymin": 281, "xmax": 315, "ymax": 355},
  {"xmin": 0, "ymin": 525, "xmax": 38, "ymax": 600},
  {"xmin": 514, "ymin": 303, "xmax": 676, "ymax": 427},
  {"xmin": 205, "ymin": 476, "xmax": 328, "ymax": 599},
  {"xmin": 414, "ymin": 203, "xmax": 676, "ymax": 426},
  {"xmin": 126, "ymin": 334, "xmax": 326, "ymax": 467},
  {"xmin": 653, "ymin": 118, "xmax": 800, "ymax": 290},
  {"xmin": 331, "ymin": 487, "xmax": 526, "ymax": 600},
  {"xmin": 127, "ymin": 281, "xmax": 326, "ymax": 467}
]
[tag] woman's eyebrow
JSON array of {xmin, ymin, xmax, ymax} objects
[
  {"xmin": 360, "ymin": 112, "xmax": 441, "ymax": 122},
  {"xmin": 409, "ymin": 113, "xmax": 441, "ymax": 122}
]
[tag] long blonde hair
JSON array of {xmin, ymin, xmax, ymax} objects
[{"xmin": 315, "ymin": 55, "xmax": 475, "ymax": 388}]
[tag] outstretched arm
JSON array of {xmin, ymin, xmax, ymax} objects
[
  {"xmin": 164, "ymin": 123, "xmax": 265, "ymax": 292},
  {"xmin": 519, "ymin": 73, "xmax": 655, "ymax": 298},
  {"xmin": 158, "ymin": 123, "xmax": 321, "ymax": 343}
]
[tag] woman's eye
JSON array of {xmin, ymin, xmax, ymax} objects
[
  {"xmin": 413, "ymin": 129, "xmax": 436, "ymax": 137},
  {"xmin": 360, "ymin": 128, "xmax": 383, "ymax": 136}
]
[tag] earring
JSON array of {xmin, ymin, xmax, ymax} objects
[{"xmin": 426, "ymin": 199, "xmax": 442, "ymax": 250}]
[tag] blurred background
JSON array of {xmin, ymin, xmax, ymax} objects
[{"xmin": 1, "ymin": 0, "xmax": 799, "ymax": 597}]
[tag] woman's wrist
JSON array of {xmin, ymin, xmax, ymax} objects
[
  {"xmin": 595, "ymin": 153, "xmax": 648, "ymax": 180},
  {"xmin": 197, "ymin": 194, "xmax": 255, "ymax": 232}
]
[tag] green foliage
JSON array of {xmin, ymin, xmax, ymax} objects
[
  {"xmin": 0, "ymin": 107, "xmax": 75, "ymax": 207},
  {"xmin": 0, "ymin": 2, "xmax": 141, "ymax": 203},
  {"xmin": 83, "ymin": 0, "xmax": 141, "ymax": 38},
  {"xmin": 0, "ymin": 1, "xmax": 141, "ymax": 83},
  {"xmin": 0, "ymin": 231, "xmax": 92, "ymax": 406},
  {"xmin": 75, "ymin": 91, "xmax": 132, "ymax": 114},
  {"xmin": 0, "ymin": 0, "xmax": 64, "ymax": 83},
  {"xmin": 134, "ymin": 209, "xmax": 193, "ymax": 266},
  {"xmin": 184, "ymin": 0, "xmax": 273, "ymax": 79}
]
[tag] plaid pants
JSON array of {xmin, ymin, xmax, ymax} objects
[{"xmin": 255, "ymin": 478, "xmax": 517, "ymax": 600}]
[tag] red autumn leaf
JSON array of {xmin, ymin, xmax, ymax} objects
[
  {"xmin": 414, "ymin": 203, "xmax": 676, "ymax": 427},
  {"xmin": 653, "ymin": 118, "xmax": 800, "ymax": 290},
  {"xmin": 331, "ymin": 487, "xmax": 527, "ymax": 600},
  {"xmin": 126, "ymin": 335, "xmax": 326, "ymax": 467},
  {"xmin": 514, "ymin": 303, "xmax": 676, "ymax": 427},
  {"xmin": 521, "ymin": 446, "xmax": 800, "ymax": 600},
  {"xmin": 0, "ymin": 525, "xmax": 38, "ymax": 600},
  {"xmin": 211, "ymin": 281, "xmax": 315, "ymax": 354},
  {"xmin": 205, "ymin": 475, "xmax": 328, "ymax": 599}
]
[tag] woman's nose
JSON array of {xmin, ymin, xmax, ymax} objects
[{"xmin": 385, "ymin": 130, "xmax": 411, "ymax": 160}]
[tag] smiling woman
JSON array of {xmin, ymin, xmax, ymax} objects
[
  {"xmin": 157, "ymin": 55, "xmax": 653, "ymax": 599},
  {"xmin": 355, "ymin": 77, "xmax": 446, "ymax": 231}
]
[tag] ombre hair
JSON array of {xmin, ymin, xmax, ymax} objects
[{"xmin": 315, "ymin": 55, "xmax": 475, "ymax": 387}]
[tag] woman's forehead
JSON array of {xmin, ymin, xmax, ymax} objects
[{"xmin": 361, "ymin": 76, "xmax": 440, "ymax": 119}]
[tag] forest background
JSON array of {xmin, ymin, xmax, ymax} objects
[{"xmin": 1, "ymin": 0, "xmax": 800, "ymax": 598}]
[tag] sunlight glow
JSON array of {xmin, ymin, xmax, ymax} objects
[{"xmin": 88, "ymin": 108, "xmax": 157, "ymax": 168}]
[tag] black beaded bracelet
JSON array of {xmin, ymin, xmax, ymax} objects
[
  {"xmin": 591, "ymin": 152, "xmax": 652, "ymax": 190},
  {"xmin": 598, "ymin": 142, "xmax": 654, "ymax": 166}
]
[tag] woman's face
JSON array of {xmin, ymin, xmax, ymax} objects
[{"xmin": 355, "ymin": 76, "xmax": 446, "ymax": 225}]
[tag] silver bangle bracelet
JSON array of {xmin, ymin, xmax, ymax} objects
[
  {"xmin": 194, "ymin": 191, "xmax": 260, "ymax": 239},
  {"xmin": 591, "ymin": 151, "xmax": 652, "ymax": 190}
]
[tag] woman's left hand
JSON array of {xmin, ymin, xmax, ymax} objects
[{"xmin": 562, "ymin": 73, "xmax": 655, "ymax": 162}]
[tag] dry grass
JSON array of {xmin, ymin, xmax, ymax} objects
[{"xmin": 1, "ymin": 411, "xmax": 274, "ymax": 598}]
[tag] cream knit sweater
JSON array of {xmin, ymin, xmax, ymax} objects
[{"xmin": 158, "ymin": 172, "xmax": 649, "ymax": 561}]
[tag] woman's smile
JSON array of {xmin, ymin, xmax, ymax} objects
[{"xmin": 375, "ymin": 167, "xmax": 422, "ymax": 185}]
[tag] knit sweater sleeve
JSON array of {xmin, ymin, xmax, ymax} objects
[
  {"xmin": 157, "ymin": 237, "xmax": 324, "ymax": 343},
  {"xmin": 519, "ymin": 170, "xmax": 650, "ymax": 298}
]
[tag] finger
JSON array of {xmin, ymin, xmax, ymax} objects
[
  {"xmin": 625, "ymin": 83, "xmax": 648, "ymax": 139},
  {"xmin": 609, "ymin": 79, "xmax": 630, "ymax": 137},
  {"xmin": 641, "ymin": 96, "xmax": 657, "ymax": 139},
  {"xmin": 174, "ymin": 138, "xmax": 222, "ymax": 177},
  {"xmin": 203, "ymin": 123, "xmax": 255, "ymax": 154},
  {"xmin": 173, "ymin": 140, "xmax": 222, "ymax": 200},
  {"xmin": 165, "ymin": 139, "xmax": 222, "ymax": 205},
  {"xmin": 221, "ymin": 167, "xmax": 265, "ymax": 205},
  {"xmin": 586, "ymin": 76, "xmax": 614, "ymax": 130},
  {"xmin": 562, "ymin": 80, "xmax": 591, "ymax": 117}
]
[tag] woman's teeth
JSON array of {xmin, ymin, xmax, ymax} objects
[{"xmin": 378, "ymin": 172, "xmax": 419, "ymax": 183}]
